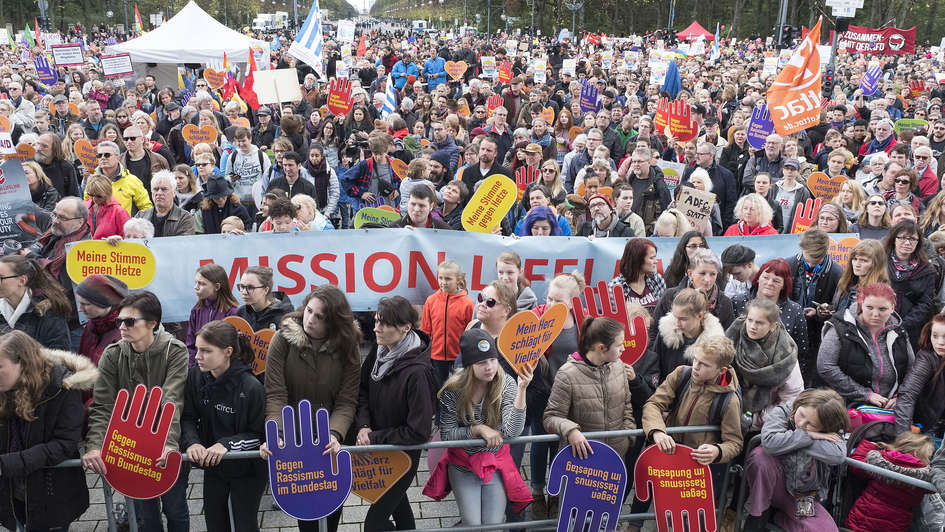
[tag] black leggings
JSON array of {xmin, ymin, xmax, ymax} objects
[
  {"xmin": 203, "ymin": 469, "xmax": 268, "ymax": 532},
  {"xmin": 364, "ymin": 451, "xmax": 421, "ymax": 531},
  {"xmin": 297, "ymin": 507, "xmax": 343, "ymax": 532}
]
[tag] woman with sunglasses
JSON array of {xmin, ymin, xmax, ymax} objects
[
  {"xmin": 84, "ymin": 174, "xmax": 130, "ymax": 240},
  {"xmin": 235, "ymin": 266, "xmax": 294, "ymax": 333},
  {"xmin": 858, "ymin": 194, "xmax": 893, "ymax": 240},
  {"xmin": 0, "ymin": 255, "xmax": 71, "ymax": 350},
  {"xmin": 82, "ymin": 291, "xmax": 191, "ymax": 532},
  {"xmin": 884, "ymin": 221, "xmax": 938, "ymax": 349},
  {"xmin": 885, "ymin": 168, "xmax": 924, "ymax": 216}
]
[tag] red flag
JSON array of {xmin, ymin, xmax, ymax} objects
[
  {"xmin": 34, "ymin": 18, "xmax": 42, "ymax": 48},
  {"xmin": 237, "ymin": 48, "xmax": 261, "ymax": 111},
  {"xmin": 766, "ymin": 18, "xmax": 823, "ymax": 136},
  {"xmin": 356, "ymin": 33, "xmax": 366, "ymax": 57}
]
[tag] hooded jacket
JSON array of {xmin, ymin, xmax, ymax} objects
[
  {"xmin": 887, "ymin": 257, "xmax": 937, "ymax": 349},
  {"xmin": 85, "ymin": 196, "xmax": 131, "ymax": 239},
  {"xmin": 87, "ymin": 167, "xmax": 153, "ymax": 214},
  {"xmin": 0, "ymin": 350, "xmax": 98, "ymax": 531},
  {"xmin": 421, "ymin": 289, "xmax": 474, "ymax": 362},
  {"xmin": 236, "ymin": 291, "xmax": 294, "ymax": 332},
  {"xmin": 655, "ymin": 311, "xmax": 725, "ymax": 381},
  {"xmin": 185, "ymin": 299, "xmax": 238, "ymax": 362},
  {"xmin": 180, "ymin": 361, "xmax": 267, "ymax": 479},
  {"xmin": 543, "ymin": 352, "xmax": 635, "ymax": 457},
  {"xmin": 642, "ymin": 365, "xmax": 743, "ymax": 463},
  {"xmin": 894, "ymin": 348, "xmax": 945, "ymax": 434},
  {"xmin": 85, "ymin": 326, "xmax": 189, "ymax": 450},
  {"xmin": 846, "ymin": 440, "xmax": 931, "ymax": 532}
]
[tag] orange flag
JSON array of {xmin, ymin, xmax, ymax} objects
[
  {"xmin": 356, "ymin": 33, "xmax": 366, "ymax": 56},
  {"xmin": 766, "ymin": 18, "xmax": 823, "ymax": 136}
]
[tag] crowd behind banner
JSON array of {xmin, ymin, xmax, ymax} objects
[{"xmin": 7, "ymin": 12, "xmax": 945, "ymax": 532}]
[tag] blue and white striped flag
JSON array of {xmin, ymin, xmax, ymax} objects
[
  {"xmin": 288, "ymin": 0, "xmax": 324, "ymax": 78},
  {"xmin": 381, "ymin": 78, "xmax": 398, "ymax": 118},
  {"xmin": 710, "ymin": 23, "xmax": 720, "ymax": 61}
]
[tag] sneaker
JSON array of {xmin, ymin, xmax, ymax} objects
[{"xmin": 530, "ymin": 491, "xmax": 548, "ymax": 520}]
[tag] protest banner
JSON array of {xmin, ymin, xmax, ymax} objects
[
  {"xmin": 222, "ymin": 316, "xmax": 274, "ymax": 375},
  {"xmin": 444, "ymin": 60, "xmax": 468, "ymax": 81},
  {"xmin": 562, "ymin": 58, "xmax": 576, "ymax": 76},
  {"xmin": 182, "ymin": 125, "xmax": 218, "ymax": 146},
  {"xmin": 657, "ymin": 160, "xmax": 686, "ymax": 192},
  {"xmin": 829, "ymin": 235, "xmax": 860, "ymax": 267},
  {"xmin": 676, "ymin": 187, "xmax": 716, "ymax": 229},
  {"xmin": 0, "ymin": 160, "xmax": 43, "ymax": 242},
  {"xmin": 4, "ymin": 143, "xmax": 35, "ymax": 162},
  {"xmin": 547, "ymin": 440, "xmax": 627, "ymax": 532},
  {"xmin": 353, "ymin": 207, "xmax": 402, "ymax": 228},
  {"xmin": 654, "ymin": 99, "xmax": 697, "ymax": 141},
  {"xmin": 254, "ymin": 69, "xmax": 304, "ymax": 105},
  {"xmin": 136, "ymin": 230, "xmax": 857, "ymax": 322},
  {"xmin": 352, "ymin": 451, "xmax": 412, "ymax": 503},
  {"xmin": 894, "ymin": 118, "xmax": 928, "ymax": 135},
  {"xmin": 837, "ymin": 25, "xmax": 916, "ymax": 55},
  {"xmin": 461, "ymin": 175, "xmax": 517, "ymax": 233},
  {"xmin": 326, "ymin": 78, "xmax": 354, "ymax": 116},
  {"xmin": 266, "ymin": 403, "xmax": 352, "ymax": 520},
  {"xmin": 533, "ymin": 58, "xmax": 547, "ymax": 84},
  {"xmin": 498, "ymin": 303, "xmax": 567, "ymax": 374},
  {"xmin": 100, "ymin": 53, "xmax": 134, "ymax": 78},
  {"xmin": 0, "ymin": 132, "xmax": 14, "ymax": 155},
  {"xmin": 807, "ymin": 172, "xmax": 846, "ymax": 200},
  {"xmin": 574, "ymin": 281, "xmax": 650, "ymax": 365},
  {"xmin": 634, "ymin": 444, "xmax": 716, "ymax": 532},
  {"xmin": 50, "ymin": 44, "xmax": 84, "ymax": 66},
  {"xmin": 102, "ymin": 385, "xmax": 183, "ymax": 499},
  {"xmin": 481, "ymin": 56, "xmax": 497, "ymax": 78},
  {"xmin": 66, "ymin": 240, "xmax": 157, "ymax": 289}
]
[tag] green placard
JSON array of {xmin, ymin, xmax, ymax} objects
[
  {"xmin": 353, "ymin": 207, "xmax": 402, "ymax": 229},
  {"xmin": 894, "ymin": 118, "xmax": 928, "ymax": 135}
]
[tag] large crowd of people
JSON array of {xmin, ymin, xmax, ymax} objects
[{"xmin": 6, "ymin": 15, "xmax": 945, "ymax": 532}]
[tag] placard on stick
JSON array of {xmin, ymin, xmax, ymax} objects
[
  {"xmin": 498, "ymin": 304, "xmax": 567, "ymax": 374},
  {"xmin": 254, "ymin": 69, "xmax": 304, "ymax": 106},
  {"xmin": 100, "ymin": 53, "xmax": 134, "ymax": 78},
  {"xmin": 676, "ymin": 187, "xmax": 716, "ymax": 229}
]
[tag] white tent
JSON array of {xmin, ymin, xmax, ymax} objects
[{"xmin": 107, "ymin": 1, "xmax": 268, "ymax": 65}]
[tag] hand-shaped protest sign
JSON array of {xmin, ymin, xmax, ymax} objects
[
  {"xmin": 515, "ymin": 166, "xmax": 539, "ymax": 201},
  {"xmin": 497, "ymin": 59, "xmax": 513, "ymax": 84},
  {"xmin": 790, "ymin": 197, "xmax": 822, "ymax": 234},
  {"xmin": 746, "ymin": 105, "xmax": 774, "ymax": 150},
  {"xmin": 487, "ymin": 94, "xmax": 505, "ymax": 117},
  {"xmin": 572, "ymin": 280, "xmax": 649, "ymax": 366},
  {"xmin": 34, "ymin": 55, "xmax": 58, "ymax": 86},
  {"xmin": 654, "ymin": 98, "xmax": 671, "ymax": 131},
  {"xmin": 266, "ymin": 401, "xmax": 353, "ymax": 521},
  {"xmin": 101, "ymin": 385, "xmax": 182, "ymax": 499},
  {"xmin": 547, "ymin": 440, "xmax": 627, "ymax": 532},
  {"xmin": 579, "ymin": 81, "xmax": 601, "ymax": 112},
  {"xmin": 909, "ymin": 80, "xmax": 926, "ymax": 98},
  {"xmin": 654, "ymin": 98, "xmax": 697, "ymax": 142},
  {"xmin": 859, "ymin": 65, "xmax": 882, "ymax": 96},
  {"xmin": 633, "ymin": 444, "xmax": 716, "ymax": 532},
  {"xmin": 326, "ymin": 78, "xmax": 353, "ymax": 116}
]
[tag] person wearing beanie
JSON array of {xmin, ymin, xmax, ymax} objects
[
  {"xmin": 76, "ymin": 274, "xmax": 128, "ymax": 366},
  {"xmin": 422, "ymin": 328, "xmax": 534, "ymax": 526},
  {"xmin": 577, "ymin": 193, "xmax": 636, "ymax": 238},
  {"xmin": 429, "ymin": 150, "xmax": 453, "ymax": 185},
  {"xmin": 720, "ymin": 245, "xmax": 758, "ymax": 300}
]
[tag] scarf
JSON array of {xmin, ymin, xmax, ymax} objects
[
  {"xmin": 79, "ymin": 307, "xmax": 120, "ymax": 365},
  {"xmin": 38, "ymin": 225, "xmax": 90, "ymax": 279},
  {"xmin": 890, "ymin": 251, "xmax": 918, "ymax": 281},
  {"xmin": 531, "ymin": 132, "xmax": 552, "ymax": 149},
  {"xmin": 731, "ymin": 318, "xmax": 797, "ymax": 413},
  {"xmin": 0, "ymin": 289, "xmax": 32, "ymax": 330},
  {"xmin": 797, "ymin": 254, "xmax": 829, "ymax": 309},
  {"xmin": 304, "ymin": 159, "xmax": 330, "ymax": 209},
  {"xmin": 371, "ymin": 329, "xmax": 421, "ymax": 382},
  {"xmin": 689, "ymin": 279, "xmax": 720, "ymax": 313},
  {"xmin": 865, "ymin": 134, "xmax": 895, "ymax": 155}
]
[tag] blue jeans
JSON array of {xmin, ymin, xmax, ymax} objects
[
  {"xmin": 133, "ymin": 464, "xmax": 190, "ymax": 532},
  {"xmin": 449, "ymin": 464, "xmax": 507, "ymax": 526}
]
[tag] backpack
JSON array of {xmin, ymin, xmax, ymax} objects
[{"xmin": 667, "ymin": 366, "xmax": 741, "ymax": 428}]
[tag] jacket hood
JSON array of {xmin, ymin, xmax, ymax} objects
[
  {"xmin": 279, "ymin": 313, "xmax": 313, "ymax": 349},
  {"xmin": 706, "ymin": 366, "xmax": 740, "ymax": 393},
  {"xmin": 517, "ymin": 286, "xmax": 538, "ymax": 309},
  {"xmin": 828, "ymin": 304, "xmax": 903, "ymax": 336},
  {"xmin": 118, "ymin": 325, "xmax": 177, "ymax": 358},
  {"xmin": 658, "ymin": 311, "xmax": 724, "ymax": 352},
  {"xmin": 42, "ymin": 349, "xmax": 98, "ymax": 390},
  {"xmin": 865, "ymin": 449, "xmax": 931, "ymax": 485}
]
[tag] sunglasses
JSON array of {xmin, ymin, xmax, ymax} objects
[
  {"xmin": 96, "ymin": 153, "xmax": 115, "ymax": 159},
  {"xmin": 477, "ymin": 293, "xmax": 498, "ymax": 307},
  {"xmin": 895, "ymin": 178, "xmax": 912, "ymax": 185},
  {"xmin": 868, "ymin": 200, "xmax": 885, "ymax": 206},
  {"xmin": 124, "ymin": 136, "xmax": 139, "ymax": 141},
  {"xmin": 115, "ymin": 317, "xmax": 147, "ymax": 328}
]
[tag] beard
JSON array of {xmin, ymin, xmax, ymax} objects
[{"xmin": 34, "ymin": 152, "xmax": 49, "ymax": 164}]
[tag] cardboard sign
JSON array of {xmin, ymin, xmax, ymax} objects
[
  {"xmin": 561, "ymin": 58, "xmax": 576, "ymax": 76},
  {"xmin": 541, "ymin": 106, "xmax": 554, "ymax": 124},
  {"xmin": 547, "ymin": 440, "xmax": 627, "ymax": 532},
  {"xmin": 50, "ymin": 44, "xmax": 84, "ymax": 66},
  {"xmin": 182, "ymin": 124, "xmax": 218, "ymax": 146},
  {"xmin": 572, "ymin": 280, "xmax": 649, "ymax": 365},
  {"xmin": 326, "ymin": 78, "xmax": 353, "ymax": 116},
  {"xmin": 266, "ymin": 403, "xmax": 352, "ymax": 520},
  {"xmin": 806, "ymin": 171, "xmax": 846, "ymax": 200},
  {"xmin": 353, "ymin": 207, "xmax": 402, "ymax": 228},
  {"xmin": 654, "ymin": 98, "xmax": 697, "ymax": 142},
  {"xmin": 444, "ymin": 60, "xmax": 467, "ymax": 81},
  {"xmin": 497, "ymin": 59, "xmax": 513, "ymax": 84},
  {"xmin": 498, "ymin": 303, "xmax": 567, "ymax": 375},
  {"xmin": 0, "ymin": 116, "xmax": 9, "ymax": 133},
  {"xmin": 222, "ymin": 316, "xmax": 274, "ymax": 375},
  {"xmin": 657, "ymin": 160, "xmax": 685, "ymax": 192},
  {"xmin": 390, "ymin": 158, "xmax": 407, "ymax": 180},
  {"xmin": 894, "ymin": 118, "xmax": 928, "ymax": 135},
  {"xmin": 352, "ymin": 451, "xmax": 411, "ymax": 503},
  {"xmin": 102, "ymin": 385, "xmax": 183, "ymax": 499},
  {"xmin": 100, "ymin": 53, "xmax": 134, "ymax": 78},
  {"xmin": 461, "ymin": 174, "xmax": 517, "ymax": 233},
  {"xmin": 829, "ymin": 236, "xmax": 861, "ymax": 267},
  {"xmin": 633, "ymin": 444, "xmax": 716, "ymax": 532},
  {"xmin": 67, "ymin": 240, "xmax": 157, "ymax": 289},
  {"xmin": 231, "ymin": 117, "xmax": 250, "ymax": 129},
  {"xmin": 746, "ymin": 105, "xmax": 775, "ymax": 150},
  {"xmin": 676, "ymin": 187, "xmax": 716, "ymax": 228},
  {"xmin": 0, "ymin": 132, "xmax": 13, "ymax": 155},
  {"xmin": 254, "ymin": 69, "xmax": 304, "ymax": 105},
  {"xmin": 74, "ymin": 139, "xmax": 97, "ymax": 172},
  {"xmin": 791, "ymin": 198, "xmax": 822, "ymax": 234},
  {"xmin": 203, "ymin": 68, "xmax": 226, "ymax": 89}
]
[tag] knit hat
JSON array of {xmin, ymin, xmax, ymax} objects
[
  {"xmin": 431, "ymin": 149, "xmax": 451, "ymax": 170},
  {"xmin": 587, "ymin": 193, "xmax": 614, "ymax": 211},
  {"xmin": 76, "ymin": 274, "xmax": 128, "ymax": 309},
  {"xmin": 721, "ymin": 245, "xmax": 756, "ymax": 267},
  {"xmin": 204, "ymin": 176, "xmax": 233, "ymax": 199},
  {"xmin": 460, "ymin": 329, "xmax": 499, "ymax": 368}
]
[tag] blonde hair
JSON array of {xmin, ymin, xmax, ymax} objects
[
  {"xmin": 878, "ymin": 432, "xmax": 934, "ymax": 464},
  {"xmin": 406, "ymin": 158, "xmax": 429, "ymax": 180},
  {"xmin": 654, "ymin": 209, "xmax": 693, "ymax": 237},
  {"xmin": 671, "ymin": 287, "xmax": 707, "ymax": 316},
  {"xmin": 548, "ymin": 271, "xmax": 586, "ymax": 301},
  {"xmin": 836, "ymin": 239, "xmax": 890, "ymax": 294},
  {"xmin": 22, "ymin": 161, "xmax": 52, "ymax": 187},
  {"xmin": 831, "ymin": 179, "xmax": 866, "ymax": 212},
  {"xmin": 691, "ymin": 334, "xmax": 735, "ymax": 368},
  {"xmin": 0, "ymin": 331, "xmax": 53, "ymax": 421},
  {"xmin": 439, "ymin": 366, "xmax": 505, "ymax": 429},
  {"xmin": 734, "ymin": 193, "xmax": 774, "ymax": 225},
  {"xmin": 437, "ymin": 259, "xmax": 466, "ymax": 291},
  {"xmin": 85, "ymin": 174, "xmax": 113, "ymax": 200}
]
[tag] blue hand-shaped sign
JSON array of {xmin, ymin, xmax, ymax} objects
[
  {"xmin": 859, "ymin": 65, "xmax": 882, "ymax": 96},
  {"xmin": 746, "ymin": 105, "xmax": 775, "ymax": 150},
  {"xmin": 579, "ymin": 80, "xmax": 601, "ymax": 113},
  {"xmin": 34, "ymin": 55, "xmax": 57, "ymax": 86},
  {"xmin": 266, "ymin": 402, "xmax": 353, "ymax": 521},
  {"xmin": 547, "ymin": 440, "xmax": 627, "ymax": 532}
]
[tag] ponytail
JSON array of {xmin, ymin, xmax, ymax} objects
[
  {"xmin": 195, "ymin": 320, "xmax": 255, "ymax": 366},
  {"xmin": 577, "ymin": 317, "xmax": 624, "ymax": 356}
]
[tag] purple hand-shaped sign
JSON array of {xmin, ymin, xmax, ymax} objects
[
  {"xmin": 547, "ymin": 440, "xmax": 627, "ymax": 532},
  {"xmin": 746, "ymin": 105, "xmax": 775, "ymax": 150},
  {"xmin": 34, "ymin": 56, "xmax": 58, "ymax": 86},
  {"xmin": 266, "ymin": 402, "xmax": 353, "ymax": 521},
  {"xmin": 579, "ymin": 80, "xmax": 601, "ymax": 113},
  {"xmin": 859, "ymin": 65, "xmax": 882, "ymax": 96}
]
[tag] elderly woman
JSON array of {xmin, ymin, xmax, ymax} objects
[
  {"xmin": 885, "ymin": 168, "xmax": 924, "ymax": 215},
  {"xmin": 724, "ymin": 193, "xmax": 778, "ymax": 236},
  {"xmin": 884, "ymin": 221, "xmax": 937, "ymax": 349},
  {"xmin": 84, "ymin": 174, "xmax": 130, "ymax": 240},
  {"xmin": 651, "ymin": 248, "xmax": 735, "ymax": 334},
  {"xmin": 818, "ymin": 282, "xmax": 913, "ymax": 408},
  {"xmin": 132, "ymin": 109, "xmax": 165, "ymax": 145}
]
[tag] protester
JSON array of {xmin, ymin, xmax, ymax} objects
[
  {"xmin": 235, "ymin": 266, "xmax": 294, "ymax": 332},
  {"xmin": 884, "ymin": 221, "xmax": 937, "ymax": 348},
  {"xmin": 135, "ymin": 170, "xmax": 197, "ymax": 236},
  {"xmin": 75, "ymin": 274, "xmax": 128, "ymax": 365}
]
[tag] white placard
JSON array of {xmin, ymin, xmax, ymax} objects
[
  {"xmin": 562, "ymin": 58, "xmax": 576, "ymax": 76},
  {"xmin": 481, "ymin": 56, "xmax": 496, "ymax": 78},
  {"xmin": 253, "ymin": 68, "xmax": 304, "ymax": 105},
  {"xmin": 50, "ymin": 44, "xmax": 83, "ymax": 67},
  {"xmin": 42, "ymin": 33, "xmax": 62, "ymax": 50},
  {"xmin": 533, "ymin": 58, "xmax": 546, "ymax": 84},
  {"xmin": 336, "ymin": 20, "xmax": 356, "ymax": 43},
  {"xmin": 0, "ymin": 132, "xmax": 15, "ymax": 155},
  {"xmin": 763, "ymin": 56, "xmax": 778, "ymax": 76},
  {"xmin": 100, "ymin": 53, "xmax": 134, "ymax": 78}
]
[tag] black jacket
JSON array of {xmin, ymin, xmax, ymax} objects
[
  {"xmin": 236, "ymin": 291, "xmax": 294, "ymax": 332},
  {"xmin": 681, "ymin": 163, "xmax": 738, "ymax": 228},
  {"xmin": 887, "ymin": 259, "xmax": 937, "ymax": 349},
  {"xmin": 39, "ymin": 160, "xmax": 80, "ymax": 199},
  {"xmin": 826, "ymin": 313, "xmax": 911, "ymax": 400},
  {"xmin": 267, "ymin": 175, "xmax": 317, "ymax": 199},
  {"xmin": 181, "ymin": 362, "xmax": 267, "ymax": 479},
  {"xmin": 0, "ymin": 297, "xmax": 70, "ymax": 351},
  {"xmin": 30, "ymin": 181, "xmax": 60, "ymax": 212},
  {"xmin": 0, "ymin": 351, "xmax": 98, "ymax": 530},
  {"xmin": 719, "ymin": 142, "xmax": 750, "ymax": 183},
  {"xmin": 576, "ymin": 217, "xmax": 636, "ymax": 237},
  {"xmin": 627, "ymin": 166, "xmax": 672, "ymax": 232}
]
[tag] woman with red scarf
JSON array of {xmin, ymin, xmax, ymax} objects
[{"xmin": 75, "ymin": 274, "xmax": 128, "ymax": 366}]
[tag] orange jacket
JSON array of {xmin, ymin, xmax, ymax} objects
[{"xmin": 421, "ymin": 289, "xmax": 474, "ymax": 362}]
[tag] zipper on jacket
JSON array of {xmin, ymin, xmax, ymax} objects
[
  {"xmin": 683, "ymin": 383, "xmax": 704, "ymax": 426},
  {"xmin": 442, "ymin": 293, "xmax": 450, "ymax": 362}
]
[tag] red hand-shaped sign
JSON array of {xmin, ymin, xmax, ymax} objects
[
  {"xmin": 487, "ymin": 94, "xmax": 505, "ymax": 117},
  {"xmin": 790, "ymin": 197, "xmax": 822, "ymax": 234},
  {"xmin": 572, "ymin": 280, "xmax": 649, "ymax": 365},
  {"xmin": 498, "ymin": 59, "xmax": 513, "ymax": 84},
  {"xmin": 653, "ymin": 98, "xmax": 698, "ymax": 142},
  {"xmin": 515, "ymin": 166, "xmax": 539, "ymax": 201},
  {"xmin": 101, "ymin": 385, "xmax": 182, "ymax": 499},
  {"xmin": 326, "ymin": 78, "xmax": 353, "ymax": 116},
  {"xmin": 909, "ymin": 80, "xmax": 926, "ymax": 98},
  {"xmin": 633, "ymin": 444, "xmax": 716, "ymax": 532}
]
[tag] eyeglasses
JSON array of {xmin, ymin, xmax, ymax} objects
[
  {"xmin": 51, "ymin": 212, "xmax": 81, "ymax": 221},
  {"xmin": 915, "ymin": 155, "xmax": 930, "ymax": 160},
  {"xmin": 237, "ymin": 284, "xmax": 264, "ymax": 292},
  {"xmin": 868, "ymin": 200, "xmax": 886, "ymax": 206},
  {"xmin": 195, "ymin": 162, "xmax": 213, "ymax": 167},
  {"xmin": 124, "ymin": 136, "xmax": 139, "ymax": 141},
  {"xmin": 686, "ymin": 243, "xmax": 708, "ymax": 250},
  {"xmin": 895, "ymin": 178, "xmax": 912, "ymax": 185},
  {"xmin": 0, "ymin": 274, "xmax": 20, "ymax": 282},
  {"xmin": 96, "ymin": 153, "xmax": 115, "ymax": 159},
  {"xmin": 115, "ymin": 317, "xmax": 147, "ymax": 328},
  {"xmin": 896, "ymin": 235, "xmax": 920, "ymax": 243},
  {"xmin": 477, "ymin": 293, "xmax": 498, "ymax": 307}
]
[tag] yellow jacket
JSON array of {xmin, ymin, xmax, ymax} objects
[{"xmin": 86, "ymin": 167, "xmax": 153, "ymax": 214}]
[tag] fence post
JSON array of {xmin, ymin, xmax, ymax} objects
[
  {"xmin": 126, "ymin": 495, "xmax": 139, "ymax": 532},
  {"xmin": 318, "ymin": 517, "xmax": 328, "ymax": 532},
  {"xmin": 102, "ymin": 483, "xmax": 117, "ymax": 532}
]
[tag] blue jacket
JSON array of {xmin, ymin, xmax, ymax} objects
[
  {"xmin": 391, "ymin": 61, "xmax": 420, "ymax": 90},
  {"xmin": 424, "ymin": 56, "xmax": 447, "ymax": 90}
]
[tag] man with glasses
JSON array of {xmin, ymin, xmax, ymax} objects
[
  {"xmin": 36, "ymin": 197, "xmax": 92, "ymax": 341},
  {"xmin": 6, "ymin": 81, "xmax": 34, "ymax": 133},
  {"xmin": 625, "ymin": 147, "xmax": 671, "ymax": 233},
  {"xmin": 577, "ymin": 192, "xmax": 635, "ymax": 238},
  {"xmin": 743, "ymin": 133, "xmax": 785, "ymax": 194},
  {"xmin": 912, "ymin": 145, "xmax": 938, "ymax": 198},
  {"xmin": 89, "ymin": 141, "xmax": 152, "ymax": 214},
  {"xmin": 683, "ymin": 141, "xmax": 738, "ymax": 227},
  {"xmin": 119, "ymin": 126, "xmax": 169, "ymax": 193}
]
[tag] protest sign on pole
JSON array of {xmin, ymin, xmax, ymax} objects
[
  {"xmin": 547, "ymin": 441, "xmax": 627, "ymax": 532},
  {"xmin": 676, "ymin": 186, "xmax": 716, "ymax": 229}
]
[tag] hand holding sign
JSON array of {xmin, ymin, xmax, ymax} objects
[
  {"xmin": 101, "ymin": 385, "xmax": 183, "ymax": 499},
  {"xmin": 859, "ymin": 65, "xmax": 882, "ymax": 96},
  {"xmin": 326, "ymin": 78, "xmax": 354, "ymax": 116},
  {"xmin": 791, "ymin": 197, "xmax": 822, "ymax": 234},
  {"xmin": 572, "ymin": 280, "xmax": 649, "ymax": 365},
  {"xmin": 266, "ymin": 402, "xmax": 352, "ymax": 520},
  {"xmin": 498, "ymin": 304, "xmax": 567, "ymax": 374},
  {"xmin": 633, "ymin": 444, "xmax": 716, "ymax": 532},
  {"xmin": 487, "ymin": 94, "xmax": 505, "ymax": 117},
  {"xmin": 547, "ymin": 440, "xmax": 627, "ymax": 532},
  {"xmin": 579, "ymin": 81, "xmax": 600, "ymax": 112},
  {"xmin": 34, "ymin": 55, "xmax": 57, "ymax": 86},
  {"xmin": 746, "ymin": 105, "xmax": 775, "ymax": 150}
]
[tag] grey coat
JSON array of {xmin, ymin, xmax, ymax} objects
[{"xmin": 135, "ymin": 205, "xmax": 197, "ymax": 237}]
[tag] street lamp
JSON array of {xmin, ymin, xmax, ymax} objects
[{"xmin": 564, "ymin": 1, "xmax": 582, "ymax": 36}]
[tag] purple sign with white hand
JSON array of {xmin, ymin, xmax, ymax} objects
[
  {"xmin": 859, "ymin": 65, "xmax": 882, "ymax": 96},
  {"xmin": 34, "ymin": 56, "xmax": 58, "ymax": 86},
  {"xmin": 266, "ymin": 402, "xmax": 353, "ymax": 521},
  {"xmin": 579, "ymin": 80, "xmax": 601, "ymax": 113},
  {"xmin": 746, "ymin": 105, "xmax": 775, "ymax": 150},
  {"xmin": 547, "ymin": 440, "xmax": 627, "ymax": 532}
]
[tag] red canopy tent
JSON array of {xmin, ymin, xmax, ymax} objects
[{"xmin": 677, "ymin": 21, "xmax": 715, "ymax": 41}]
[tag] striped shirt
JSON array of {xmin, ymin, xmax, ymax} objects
[{"xmin": 439, "ymin": 373, "xmax": 526, "ymax": 455}]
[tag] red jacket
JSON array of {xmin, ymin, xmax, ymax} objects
[
  {"xmin": 86, "ymin": 197, "xmax": 131, "ymax": 240},
  {"xmin": 723, "ymin": 222, "xmax": 778, "ymax": 236},
  {"xmin": 421, "ymin": 289, "xmax": 474, "ymax": 362},
  {"xmin": 422, "ymin": 444, "xmax": 532, "ymax": 513},
  {"xmin": 918, "ymin": 164, "xmax": 939, "ymax": 199},
  {"xmin": 845, "ymin": 440, "xmax": 931, "ymax": 532}
]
